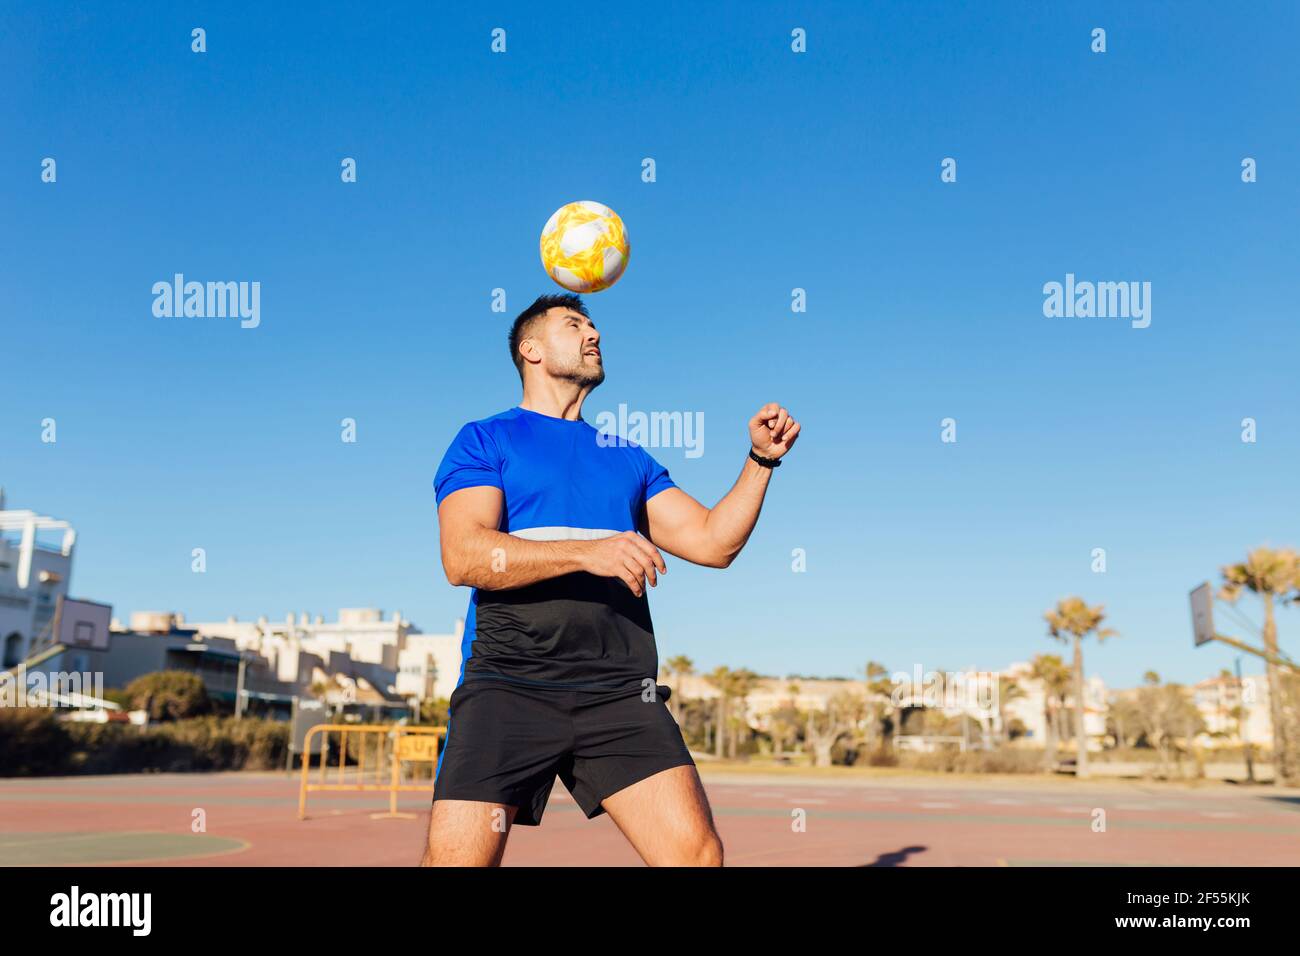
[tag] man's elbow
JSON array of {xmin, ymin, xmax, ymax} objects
[
  {"xmin": 441, "ymin": 549, "xmax": 466, "ymax": 587},
  {"xmin": 710, "ymin": 549, "xmax": 736, "ymax": 570}
]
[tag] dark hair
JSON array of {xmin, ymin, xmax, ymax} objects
[{"xmin": 508, "ymin": 293, "xmax": 589, "ymax": 384}]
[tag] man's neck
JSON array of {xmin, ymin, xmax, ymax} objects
[{"xmin": 519, "ymin": 386, "xmax": 588, "ymax": 422}]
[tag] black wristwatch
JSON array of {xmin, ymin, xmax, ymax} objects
[{"xmin": 749, "ymin": 448, "xmax": 781, "ymax": 468}]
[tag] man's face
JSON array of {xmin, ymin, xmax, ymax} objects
[{"xmin": 534, "ymin": 306, "xmax": 603, "ymax": 388}]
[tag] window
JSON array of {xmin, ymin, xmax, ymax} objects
[{"xmin": 2, "ymin": 632, "xmax": 22, "ymax": 669}]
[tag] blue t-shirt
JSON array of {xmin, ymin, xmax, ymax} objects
[{"xmin": 434, "ymin": 405, "xmax": 677, "ymax": 692}]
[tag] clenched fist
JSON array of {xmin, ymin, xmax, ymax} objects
[
  {"xmin": 749, "ymin": 403, "xmax": 801, "ymax": 461},
  {"xmin": 580, "ymin": 531, "xmax": 667, "ymax": 598}
]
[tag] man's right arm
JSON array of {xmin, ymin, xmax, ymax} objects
[{"xmin": 438, "ymin": 486, "xmax": 666, "ymax": 597}]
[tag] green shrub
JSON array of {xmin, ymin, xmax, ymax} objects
[
  {"xmin": 864, "ymin": 747, "xmax": 899, "ymax": 767},
  {"xmin": 0, "ymin": 708, "xmax": 76, "ymax": 775},
  {"xmin": 101, "ymin": 688, "xmax": 132, "ymax": 709},
  {"xmin": 122, "ymin": 671, "xmax": 212, "ymax": 721},
  {"xmin": 0, "ymin": 714, "xmax": 290, "ymax": 776},
  {"xmin": 898, "ymin": 747, "xmax": 1046, "ymax": 774}
]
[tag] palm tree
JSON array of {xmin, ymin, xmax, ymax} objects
[
  {"xmin": 861, "ymin": 661, "xmax": 893, "ymax": 752},
  {"xmin": 1044, "ymin": 597, "xmax": 1117, "ymax": 778},
  {"xmin": 661, "ymin": 655, "xmax": 694, "ymax": 723},
  {"xmin": 1030, "ymin": 654, "xmax": 1072, "ymax": 769},
  {"xmin": 864, "ymin": 661, "xmax": 889, "ymax": 686},
  {"xmin": 704, "ymin": 666, "xmax": 732, "ymax": 759},
  {"xmin": 1220, "ymin": 546, "xmax": 1300, "ymax": 786},
  {"xmin": 996, "ymin": 674, "xmax": 1026, "ymax": 745},
  {"xmin": 726, "ymin": 668, "xmax": 761, "ymax": 758},
  {"xmin": 774, "ymin": 680, "xmax": 803, "ymax": 758},
  {"xmin": 1135, "ymin": 671, "xmax": 1168, "ymax": 773}
]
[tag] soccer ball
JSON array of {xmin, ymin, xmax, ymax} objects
[{"xmin": 539, "ymin": 200, "xmax": 630, "ymax": 293}]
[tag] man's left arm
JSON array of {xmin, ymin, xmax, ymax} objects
[{"xmin": 644, "ymin": 402, "xmax": 801, "ymax": 569}]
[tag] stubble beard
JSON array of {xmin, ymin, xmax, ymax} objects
[{"xmin": 556, "ymin": 351, "xmax": 605, "ymax": 390}]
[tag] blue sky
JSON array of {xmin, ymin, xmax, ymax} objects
[{"xmin": 3, "ymin": 1, "xmax": 1298, "ymax": 688}]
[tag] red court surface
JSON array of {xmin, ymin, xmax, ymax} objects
[{"xmin": 2, "ymin": 768, "xmax": 1299, "ymax": 866}]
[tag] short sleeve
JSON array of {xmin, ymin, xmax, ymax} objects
[
  {"xmin": 434, "ymin": 422, "xmax": 504, "ymax": 506},
  {"xmin": 638, "ymin": 445, "xmax": 676, "ymax": 503}
]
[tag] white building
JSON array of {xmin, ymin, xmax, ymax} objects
[
  {"xmin": 399, "ymin": 621, "xmax": 465, "ymax": 702},
  {"xmin": 999, "ymin": 660, "xmax": 1108, "ymax": 749},
  {"xmin": 1191, "ymin": 672, "xmax": 1273, "ymax": 748},
  {"xmin": 185, "ymin": 608, "xmax": 465, "ymax": 703},
  {"xmin": 662, "ymin": 663, "xmax": 1111, "ymax": 751},
  {"xmin": 0, "ymin": 489, "xmax": 75, "ymax": 668},
  {"xmin": 664, "ymin": 674, "xmax": 885, "ymax": 730}
]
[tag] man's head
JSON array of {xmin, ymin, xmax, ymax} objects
[{"xmin": 508, "ymin": 293, "xmax": 604, "ymax": 389}]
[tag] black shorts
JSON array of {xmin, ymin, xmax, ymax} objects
[{"xmin": 432, "ymin": 676, "xmax": 694, "ymax": 826}]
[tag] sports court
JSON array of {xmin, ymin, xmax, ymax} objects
[{"xmin": 3, "ymin": 767, "xmax": 1298, "ymax": 867}]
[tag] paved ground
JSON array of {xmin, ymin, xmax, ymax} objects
[{"xmin": 2, "ymin": 767, "xmax": 1298, "ymax": 866}]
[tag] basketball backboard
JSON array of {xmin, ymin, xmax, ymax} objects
[
  {"xmin": 55, "ymin": 597, "xmax": 113, "ymax": 651},
  {"xmin": 1190, "ymin": 582, "xmax": 1215, "ymax": 647}
]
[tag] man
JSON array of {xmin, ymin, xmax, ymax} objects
[{"xmin": 421, "ymin": 292, "xmax": 800, "ymax": 867}]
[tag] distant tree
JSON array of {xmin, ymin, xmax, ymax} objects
[
  {"xmin": 419, "ymin": 697, "xmax": 450, "ymax": 726},
  {"xmin": 996, "ymin": 674, "xmax": 1026, "ymax": 745},
  {"xmin": 1219, "ymin": 546, "xmax": 1300, "ymax": 786},
  {"xmin": 660, "ymin": 655, "xmax": 695, "ymax": 723},
  {"xmin": 1134, "ymin": 675, "xmax": 1207, "ymax": 777},
  {"xmin": 704, "ymin": 666, "xmax": 732, "ymax": 759},
  {"xmin": 123, "ymin": 671, "xmax": 211, "ymax": 721},
  {"xmin": 1107, "ymin": 694, "xmax": 1145, "ymax": 749},
  {"xmin": 766, "ymin": 704, "xmax": 802, "ymax": 758},
  {"xmin": 804, "ymin": 695, "xmax": 858, "ymax": 767},
  {"xmin": 1045, "ymin": 597, "xmax": 1117, "ymax": 778},
  {"xmin": 725, "ymin": 669, "xmax": 761, "ymax": 758},
  {"xmin": 859, "ymin": 661, "xmax": 894, "ymax": 752},
  {"xmin": 1031, "ymin": 654, "xmax": 1072, "ymax": 769}
]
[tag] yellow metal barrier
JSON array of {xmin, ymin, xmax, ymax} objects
[{"xmin": 298, "ymin": 723, "xmax": 445, "ymax": 820}]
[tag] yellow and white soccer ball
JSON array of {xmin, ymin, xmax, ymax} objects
[{"xmin": 539, "ymin": 200, "xmax": 630, "ymax": 293}]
